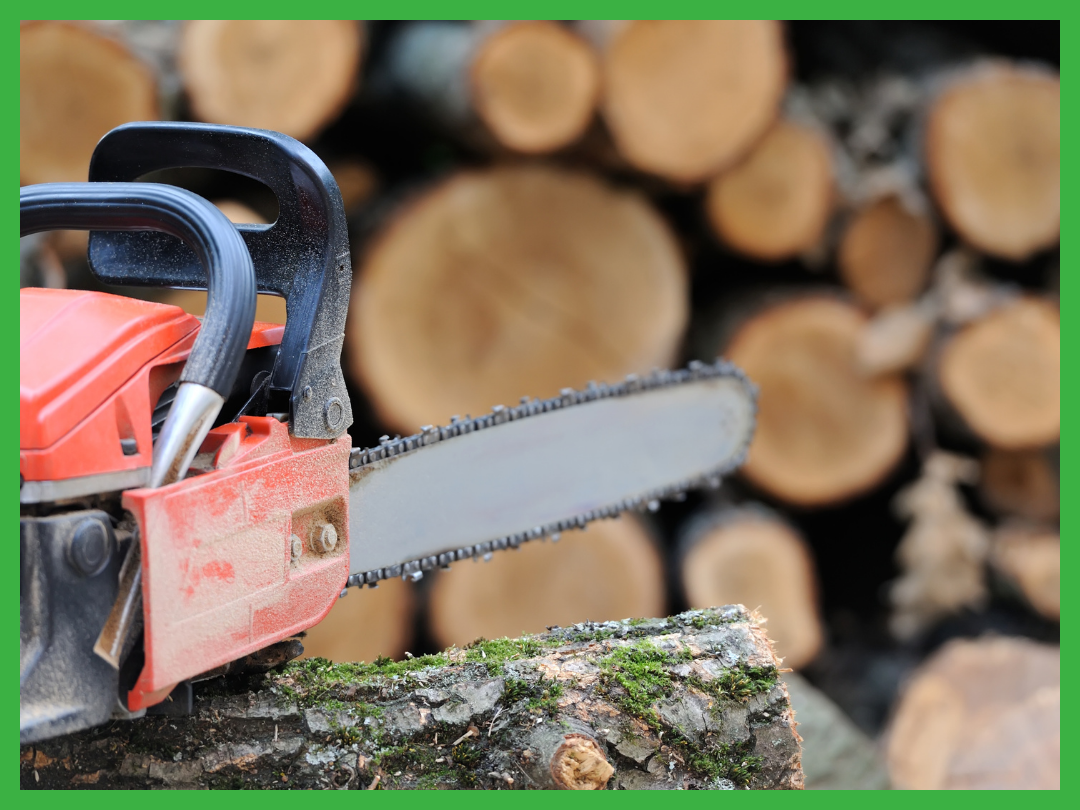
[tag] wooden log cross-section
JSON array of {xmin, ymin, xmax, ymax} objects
[
  {"xmin": 722, "ymin": 295, "xmax": 909, "ymax": 506},
  {"xmin": 349, "ymin": 165, "xmax": 687, "ymax": 435},
  {"xmin": 180, "ymin": 20, "xmax": 364, "ymax": 142},
  {"xmin": 925, "ymin": 61, "xmax": 1060, "ymax": 261},
  {"xmin": 937, "ymin": 297, "xmax": 1060, "ymax": 449},
  {"xmin": 20, "ymin": 21, "xmax": 159, "ymax": 185},
  {"xmin": 678, "ymin": 508, "xmax": 824, "ymax": 671},
  {"xmin": 385, "ymin": 21, "xmax": 600, "ymax": 154},
  {"xmin": 704, "ymin": 119, "xmax": 835, "ymax": 262},
  {"xmin": 427, "ymin": 515, "xmax": 666, "ymax": 650},
  {"xmin": 21, "ymin": 607, "xmax": 804, "ymax": 790},
  {"xmin": 587, "ymin": 20, "xmax": 788, "ymax": 183},
  {"xmin": 838, "ymin": 195, "xmax": 938, "ymax": 310}
]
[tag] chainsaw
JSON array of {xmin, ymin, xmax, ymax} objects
[{"xmin": 19, "ymin": 122, "xmax": 757, "ymax": 744}]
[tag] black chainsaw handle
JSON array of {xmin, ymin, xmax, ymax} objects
[
  {"xmin": 20, "ymin": 182, "xmax": 256, "ymax": 398},
  {"xmin": 86, "ymin": 122, "xmax": 353, "ymax": 440}
]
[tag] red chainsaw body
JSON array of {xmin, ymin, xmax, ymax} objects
[{"xmin": 20, "ymin": 288, "xmax": 350, "ymax": 711}]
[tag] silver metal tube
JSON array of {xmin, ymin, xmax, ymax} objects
[{"xmin": 149, "ymin": 382, "xmax": 225, "ymax": 489}]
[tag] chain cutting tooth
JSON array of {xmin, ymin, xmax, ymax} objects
[{"xmin": 347, "ymin": 358, "xmax": 755, "ymax": 592}]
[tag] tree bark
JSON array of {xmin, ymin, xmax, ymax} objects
[{"xmin": 20, "ymin": 606, "xmax": 803, "ymax": 790}]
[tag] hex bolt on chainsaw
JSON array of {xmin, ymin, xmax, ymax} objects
[{"xmin": 20, "ymin": 122, "xmax": 757, "ymax": 744}]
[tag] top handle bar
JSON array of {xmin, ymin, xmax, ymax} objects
[
  {"xmin": 86, "ymin": 122, "xmax": 353, "ymax": 440},
  {"xmin": 21, "ymin": 181, "xmax": 258, "ymax": 487}
]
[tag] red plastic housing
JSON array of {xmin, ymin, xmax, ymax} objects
[
  {"xmin": 123, "ymin": 419, "xmax": 350, "ymax": 710},
  {"xmin": 20, "ymin": 287, "xmax": 348, "ymax": 710}
]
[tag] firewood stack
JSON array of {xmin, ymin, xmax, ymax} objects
[{"xmin": 20, "ymin": 21, "xmax": 1058, "ymax": 790}]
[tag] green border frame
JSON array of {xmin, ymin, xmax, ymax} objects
[{"xmin": 10, "ymin": 8, "xmax": 1069, "ymax": 801}]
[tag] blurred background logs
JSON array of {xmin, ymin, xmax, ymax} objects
[{"xmin": 20, "ymin": 20, "xmax": 1059, "ymax": 789}]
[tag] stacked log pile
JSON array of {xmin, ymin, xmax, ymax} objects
[{"xmin": 20, "ymin": 20, "xmax": 1058, "ymax": 790}]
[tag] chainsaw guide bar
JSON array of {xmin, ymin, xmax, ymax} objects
[{"xmin": 346, "ymin": 359, "xmax": 757, "ymax": 589}]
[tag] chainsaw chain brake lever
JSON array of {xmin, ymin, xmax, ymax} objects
[
  {"xmin": 20, "ymin": 182, "xmax": 257, "ymax": 487},
  {"xmin": 87, "ymin": 122, "xmax": 354, "ymax": 441}
]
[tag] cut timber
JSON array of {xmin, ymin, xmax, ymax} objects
[
  {"xmin": 925, "ymin": 62, "xmax": 1059, "ymax": 260},
  {"xmin": 979, "ymin": 448, "xmax": 1059, "ymax": 522},
  {"xmin": 704, "ymin": 120, "xmax": 834, "ymax": 262},
  {"xmin": 679, "ymin": 508, "xmax": 823, "ymax": 670},
  {"xmin": 384, "ymin": 22, "xmax": 599, "ymax": 154},
  {"xmin": 179, "ymin": 20, "xmax": 363, "ymax": 142},
  {"xmin": 885, "ymin": 636, "xmax": 1059, "ymax": 789},
  {"xmin": 300, "ymin": 577, "xmax": 415, "ymax": 663},
  {"xmin": 21, "ymin": 607, "xmax": 804, "ymax": 790},
  {"xmin": 838, "ymin": 196, "xmax": 937, "ymax": 309},
  {"xmin": 991, "ymin": 525, "xmax": 1059, "ymax": 621},
  {"xmin": 596, "ymin": 20, "xmax": 788, "ymax": 183},
  {"xmin": 427, "ymin": 516, "xmax": 665, "ymax": 649},
  {"xmin": 723, "ymin": 296, "xmax": 909, "ymax": 506},
  {"xmin": 20, "ymin": 21, "xmax": 158, "ymax": 184},
  {"xmin": 349, "ymin": 165, "xmax": 687, "ymax": 434},
  {"xmin": 471, "ymin": 22, "xmax": 600, "ymax": 153},
  {"xmin": 938, "ymin": 297, "xmax": 1059, "ymax": 449}
]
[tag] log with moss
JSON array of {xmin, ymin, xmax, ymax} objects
[{"xmin": 21, "ymin": 606, "xmax": 803, "ymax": 790}]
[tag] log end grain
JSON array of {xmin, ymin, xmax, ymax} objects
[
  {"xmin": 20, "ymin": 21, "xmax": 158, "ymax": 184},
  {"xmin": 349, "ymin": 165, "xmax": 687, "ymax": 434},
  {"xmin": 550, "ymin": 734, "xmax": 615, "ymax": 789},
  {"xmin": 680, "ymin": 509, "xmax": 823, "ymax": 670},
  {"xmin": 979, "ymin": 447, "xmax": 1059, "ymax": 522},
  {"xmin": 939, "ymin": 297, "xmax": 1059, "ymax": 449},
  {"xmin": 601, "ymin": 20, "xmax": 788, "ymax": 182},
  {"xmin": 724, "ymin": 296, "xmax": 909, "ymax": 506},
  {"xmin": 838, "ymin": 196, "xmax": 937, "ymax": 309},
  {"xmin": 179, "ymin": 20, "xmax": 363, "ymax": 142},
  {"xmin": 885, "ymin": 636, "xmax": 1059, "ymax": 789},
  {"xmin": 705, "ymin": 120, "xmax": 834, "ymax": 262},
  {"xmin": 991, "ymin": 525, "xmax": 1059, "ymax": 621},
  {"xmin": 427, "ymin": 516, "xmax": 665, "ymax": 650},
  {"xmin": 471, "ymin": 22, "xmax": 600, "ymax": 154},
  {"xmin": 926, "ymin": 62, "xmax": 1059, "ymax": 261}
]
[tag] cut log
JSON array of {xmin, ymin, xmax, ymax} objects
[
  {"xmin": 704, "ymin": 120, "xmax": 835, "ymax": 262},
  {"xmin": 179, "ymin": 20, "xmax": 363, "ymax": 142},
  {"xmin": 20, "ymin": 21, "xmax": 159, "ymax": 184},
  {"xmin": 991, "ymin": 524, "xmax": 1059, "ymax": 621},
  {"xmin": 937, "ymin": 297, "xmax": 1059, "ymax": 449},
  {"xmin": 383, "ymin": 21, "xmax": 599, "ymax": 154},
  {"xmin": 471, "ymin": 22, "xmax": 600, "ymax": 153},
  {"xmin": 925, "ymin": 62, "xmax": 1059, "ymax": 261},
  {"xmin": 349, "ymin": 165, "xmax": 687, "ymax": 434},
  {"xmin": 591, "ymin": 20, "xmax": 788, "ymax": 183},
  {"xmin": 21, "ymin": 607, "xmax": 804, "ymax": 790},
  {"xmin": 427, "ymin": 516, "xmax": 665, "ymax": 650},
  {"xmin": 722, "ymin": 295, "xmax": 909, "ymax": 506},
  {"xmin": 838, "ymin": 195, "xmax": 938, "ymax": 309},
  {"xmin": 979, "ymin": 447, "xmax": 1059, "ymax": 522},
  {"xmin": 300, "ymin": 577, "xmax": 415, "ymax": 664},
  {"xmin": 885, "ymin": 636, "xmax": 1059, "ymax": 789},
  {"xmin": 678, "ymin": 507, "xmax": 823, "ymax": 670}
]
